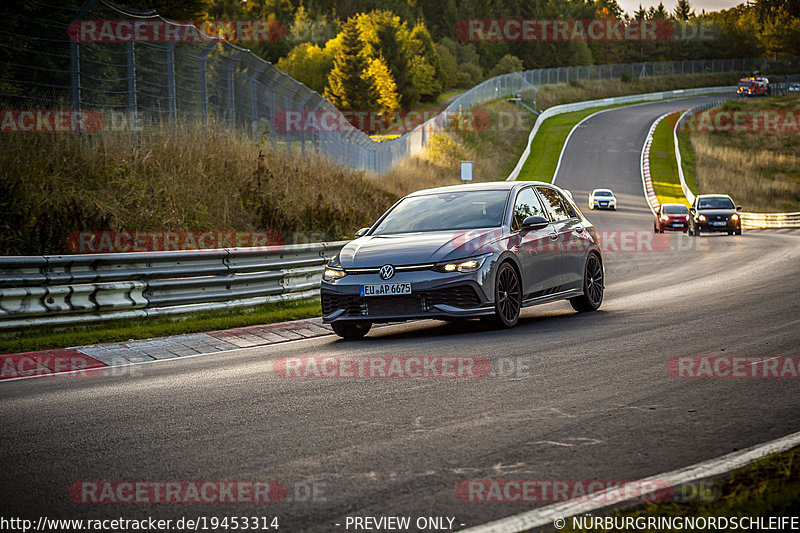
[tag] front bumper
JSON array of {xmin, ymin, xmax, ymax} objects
[
  {"xmin": 662, "ymin": 220, "xmax": 689, "ymax": 230},
  {"xmin": 696, "ymin": 220, "xmax": 738, "ymax": 232},
  {"xmin": 320, "ymin": 258, "xmax": 498, "ymax": 323}
]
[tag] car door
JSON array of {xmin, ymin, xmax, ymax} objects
[
  {"xmin": 536, "ymin": 187, "xmax": 586, "ymax": 291},
  {"xmin": 509, "ymin": 187, "xmax": 560, "ymax": 297}
]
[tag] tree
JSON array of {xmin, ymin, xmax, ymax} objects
[
  {"xmin": 128, "ymin": 0, "xmax": 209, "ymax": 19},
  {"xmin": 324, "ymin": 19, "xmax": 375, "ymax": 111},
  {"xmin": 489, "ymin": 54, "xmax": 524, "ymax": 77},
  {"xmin": 647, "ymin": 2, "xmax": 670, "ymax": 19},
  {"xmin": 356, "ymin": 10, "xmax": 417, "ymax": 107},
  {"xmin": 434, "ymin": 43, "xmax": 458, "ymax": 89},
  {"xmin": 408, "ymin": 22, "xmax": 442, "ymax": 100},
  {"xmin": 673, "ymin": 0, "xmax": 695, "ymax": 20},
  {"xmin": 365, "ymin": 57, "xmax": 400, "ymax": 117},
  {"xmin": 276, "ymin": 43, "xmax": 334, "ymax": 93}
]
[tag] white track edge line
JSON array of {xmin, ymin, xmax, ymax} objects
[{"xmin": 460, "ymin": 429, "xmax": 800, "ymax": 533}]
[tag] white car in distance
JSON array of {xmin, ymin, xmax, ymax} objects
[{"xmin": 588, "ymin": 188, "xmax": 617, "ymax": 210}]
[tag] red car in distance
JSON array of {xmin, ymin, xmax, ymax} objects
[{"xmin": 654, "ymin": 203, "xmax": 690, "ymax": 233}]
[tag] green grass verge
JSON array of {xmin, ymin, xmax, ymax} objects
[
  {"xmin": 515, "ymin": 104, "xmax": 622, "ymax": 183},
  {"xmin": 0, "ymin": 299, "xmax": 322, "ymax": 355},
  {"xmin": 676, "ymin": 121, "xmax": 699, "ymax": 195},
  {"xmin": 562, "ymin": 446, "xmax": 800, "ymax": 532},
  {"xmin": 649, "ymin": 111, "xmax": 690, "ymax": 207}
]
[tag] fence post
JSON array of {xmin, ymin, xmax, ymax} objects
[
  {"xmin": 248, "ymin": 61, "xmax": 267, "ymax": 134},
  {"xmin": 198, "ymin": 40, "xmax": 217, "ymax": 124},
  {"xmin": 165, "ymin": 42, "xmax": 177, "ymax": 123},
  {"xmin": 225, "ymin": 51, "xmax": 245, "ymax": 127},
  {"xmin": 69, "ymin": 0, "xmax": 101, "ymax": 135},
  {"xmin": 126, "ymin": 42, "xmax": 138, "ymax": 130}
]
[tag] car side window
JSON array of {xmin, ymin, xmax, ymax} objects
[
  {"xmin": 511, "ymin": 188, "xmax": 546, "ymax": 231},
  {"xmin": 558, "ymin": 192, "xmax": 579, "ymax": 218},
  {"xmin": 536, "ymin": 187, "xmax": 571, "ymax": 222}
]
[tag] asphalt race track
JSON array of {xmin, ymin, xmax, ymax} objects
[{"xmin": 2, "ymin": 96, "xmax": 800, "ymax": 532}]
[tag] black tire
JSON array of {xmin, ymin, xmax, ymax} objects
[
  {"xmin": 331, "ymin": 321, "xmax": 372, "ymax": 339},
  {"xmin": 735, "ymin": 225, "xmax": 742, "ymax": 235},
  {"xmin": 570, "ymin": 253, "xmax": 604, "ymax": 313},
  {"xmin": 485, "ymin": 262, "xmax": 521, "ymax": 328}
]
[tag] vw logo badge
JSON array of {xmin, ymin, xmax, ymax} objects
[{"xmin": 379, "ymin": 264, "xmax": 395, "ymax": 280}]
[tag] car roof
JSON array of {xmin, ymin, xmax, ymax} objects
[
  {"xmin": 406, "ymin": 180, "xmax": 553, "ymax": 197},
  {"xmin": 697, "ymin": 194, "xmax": 733, "ymax": 199},
  {"xmin": 592, "ymin": 188, "xmax": 614, "ymax": 193},
  {"xmin": 662, "ymin": 203, "xmax": 688, "ymax": 207}
]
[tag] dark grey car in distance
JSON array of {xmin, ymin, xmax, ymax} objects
[
  {"xmin": 320, "ymin": 181, "xmax": 604, "ymax": 339},
  {"xmin": 688, "ymin": 194, "xmax": 742, "ymax": 236}
]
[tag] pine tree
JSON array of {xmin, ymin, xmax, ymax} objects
[
  {"xmin": 673, "ymin": 0, "xmax": 695, "ymax": 20},
  {"xmin": 324, "ymin": 18, "xmax": 375, "ymax": 111}
]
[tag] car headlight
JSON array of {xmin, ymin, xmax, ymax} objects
[
  {"xmin": 731, "ymin": 213, "xmax": 739, "ymax": 221},
  {"xmin": 434, "ymin": 257, "xmax": 486, "ymax": 273},
  {"xmin": 322, "ymin": 268, "xmax": 346, "ymax": 281},
  {"xmin": 698, "ymin": 214, "xmax": 706, "ymax": 221},
  {"xmin": 660, "ymin": 215, "xmax": 669, "ymax": 222}
]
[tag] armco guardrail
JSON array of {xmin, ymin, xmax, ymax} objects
[
  {"xmin": 739, "ymin": 212, "xmax": 800, "ymax": 229},
  {"xmin": 0, "ymin": 243, "xmax": 346, "ymax": 330},
  {"xmin": 506, "ymin": 86, "xmax": 735, "ymax": 181},
  {"xmin": 673, "ymin": 102, "xmax": 800, "ymax": 229}
]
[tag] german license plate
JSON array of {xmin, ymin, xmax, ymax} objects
[
  {"xmin": 360, "ymin": 283, "xmax": 412, "ymax": 297},
  {"xmin": 673, "ymin": 223, "xmax": 684, "ymax": 227},
  {"xmin": 713, "ymin": 221, "xmax": 726, "ymax": 226}
]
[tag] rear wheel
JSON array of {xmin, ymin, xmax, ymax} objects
[
  {"xmin": 570, "ymin": 254, "xmax": 604, "ymax": 312},
  {"xmin": 331, "ymin": 321, "xmax": 372, "ymax": 339},
  {"xmin": 485, "ymin": 262, "xmax": 521, "ymax": 328}
]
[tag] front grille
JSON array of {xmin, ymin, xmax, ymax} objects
[
  {"xmin": 425, "ymin": 286, "xmax": 481, "ymax": 308},
  {"xmin": 322, "ymin": 294, "xmax": 363, "ymax": 316},
  {"xmin": 322, "ymin": 285, "xmax": 481, "ymax": 317}
]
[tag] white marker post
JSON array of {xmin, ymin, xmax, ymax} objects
[{"xmin": 460, "ymin": 161, "xmax": 473, "ymax": 182}]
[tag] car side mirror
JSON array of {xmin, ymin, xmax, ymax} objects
[
  {"xmin": 521, "ymin": 216, "xmax": 550, "ymax": 231},
  {"xmin": 736, "ymin": 206, "xmax": 742, "ymax": 211},
  {"xmin": 689, "ymin": 207, "xmax": 695, "ymax": 214},
  {"xmin": 355, "ymin": 227, "xmax": 370, "ymax": 237}
]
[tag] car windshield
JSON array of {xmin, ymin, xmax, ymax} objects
[
  {"xmin": 739, "ymin": 81, "xmax": 753, "ymax": 87},
  {"xmin": 594, "ymin": 191, "xmax": 613, "ymax": 197},
  {"xmin": 371, "ymin": 190, "xmax": 509, "ymax": 235},
  {"xmin": 698, "ymin": 197, "xmax": 735, "ymax": 210},
  {"xmin": 663, "ymin": 205, "xmax": 689, "ymax": 214}
]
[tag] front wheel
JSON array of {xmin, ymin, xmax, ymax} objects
[
  {"xmin": 331, "ymin": 320, "xmax": 372, "ymax": 339},
  {"xmin": 570, "ymin": 254, "xmax": 604, "ymax": 312},
  {"xmin": 485, "ymin": 262, "xmax": 521, "ymax": 328}
]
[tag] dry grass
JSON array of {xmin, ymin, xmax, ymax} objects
[
  {"xmin": 690, "ymin": 95, "xmax": 800, "ymax": 212},
  {"xmin": 0, "ymin": 100, "xmax": 531, "ymax": 255}
]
